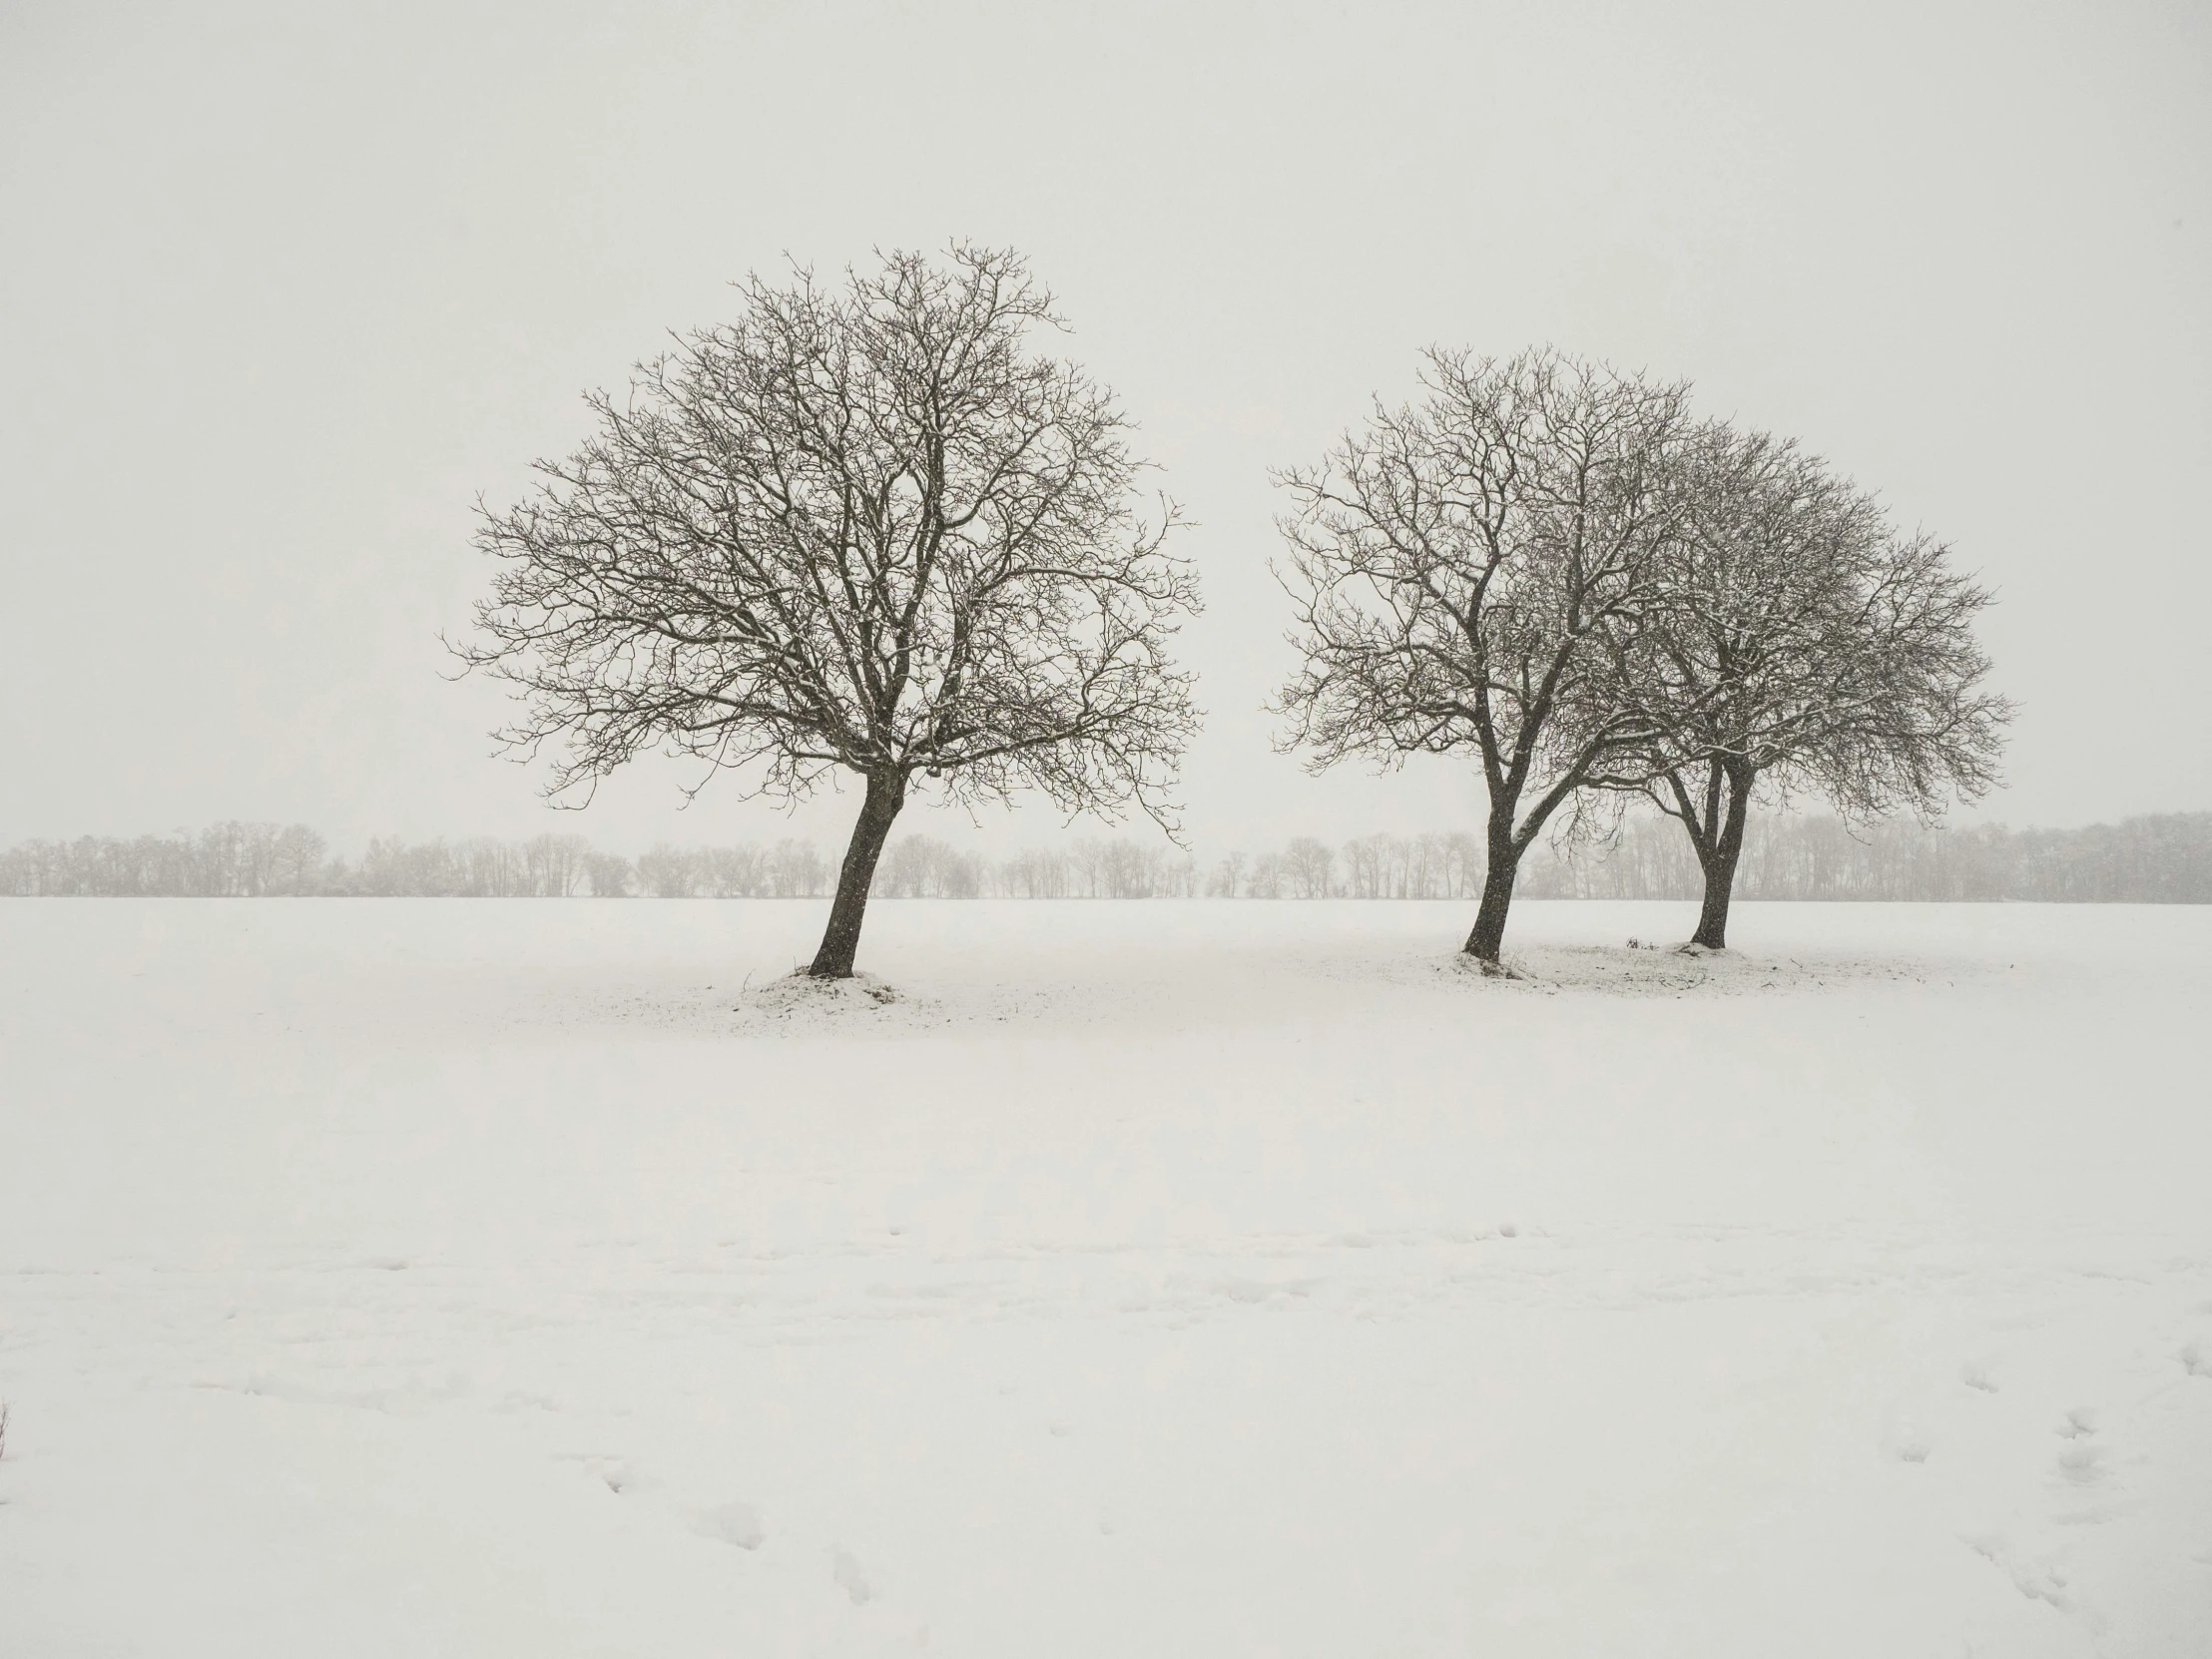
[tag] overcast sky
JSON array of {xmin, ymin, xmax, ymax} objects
[{"xmin": 3, "ymin": 0, "xmax": 2206, "ymax": 858}]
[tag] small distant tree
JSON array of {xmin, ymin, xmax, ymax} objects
[
  {"xmin": 1607, "ymin": 427, "xmax": 2012, "ymax": 947},
  {"xmin": 525, "ymin": 833, "xmax": 591, "ymax": 897},
  {"xmin": 583, "ymin": 851, "xmax": 634, "ymax": 896},
  {"xmin": 270, "ymin": 825, "xmax": 327, "ymax": 894},
  {"xmin": 1284, "ymin": 835, "xmax": 1336, "ymax": 898},
  {"xmin": 1090, "ymin": 838, "xmax": 1135, "ymax": 898},
  {"xmin": 1004, "ymin": 845, "xmax": 1070, "ymax": 898},
  {"xmin": 637, "ymin": 843, "xmax": 706, "ymax": 898},
  {"xmin": 877, "ymin": 834, "xmax": 985, "ymax": 899},
  {"xmin": 1276, "ymin": 348, "xmax": 1691, "ymax": 965},
  {"xmin": 704, "ymin": 843, "xmax": 768, "ymax": 898},
  {"xmin": 1069, "ymin": 839, "xmax": 1110, "ymax": 898},
  {"xmin": 1246, "ymin": 851, "xmax": 1287, "ymax": 899},
  {"xmin": 461, "ymin": 247, "xmax": 1200, "ymax": 976},
  {"xmin": 1341, "ymin": 833, "xmax": 1391, "ymax": 898},
  {"xmin": 766, "ymin": 838, "xmax": 828, "ymax": 899}
]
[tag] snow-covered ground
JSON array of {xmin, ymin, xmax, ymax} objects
[{"xmin": 2, "ymin": 897, "xmax": 2207, "ymax": 1656}]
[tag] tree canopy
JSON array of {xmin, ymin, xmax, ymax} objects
[{"xmin": 461, "ymin": 247, "xmax": 1201, "ymax": 974}]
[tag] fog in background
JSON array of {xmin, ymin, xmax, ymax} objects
[{"xmin": 4, "ymin": 0, "xmax": 2206, "ymax": 858}]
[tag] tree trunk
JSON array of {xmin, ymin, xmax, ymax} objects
[
  {"xmin": 808, "ymin": 771, "xmax": 905, "ymax": 978},
  {"xmin": 1462, "ymin": 820, "xmax": 1522, "ymax": 966},
  {"xmin": 1690, "ymin": 761, "xmax": 1755, "ymax": 949}
]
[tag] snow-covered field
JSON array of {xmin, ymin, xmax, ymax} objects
[{"xmin": 2, "ymin": 897, "xmax": 2207, "ymax": 1656}]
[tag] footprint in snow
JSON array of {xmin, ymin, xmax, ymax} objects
[
  {"xmin": 832, "ymin": 1546, "xmax": 874, "ymax": 1605},
  {"xmin": 2054, "ymin": 1409, "xmax": 2104, "ymax": 1484},
  {"xmin": 690, "ymin": 1501, "xmax": 765, "ymax": 1550},
  {"xmin": 1960, "ymin": 1361, "xmax": 1998, "ymax": 1393},
  {"xmin": 1962, "ymin": 1533, "xmax": 2075, "ymax": 1612},
  {"xmin": 597, "ymin": 1459, "xmax": 640, "ymax": 1494},
  {"xmin": 2056, "ymin": 1442, "xmax": 2106, "ymax": 1484},
  {"xmin": 1881, "ymin": 1419, "xmax": 1932, "ymax": 1463},
  {"xmin": 557, "ymin": 1452, "xmax": 643, "ymax": 1494}
]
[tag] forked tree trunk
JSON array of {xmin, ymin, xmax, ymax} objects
[
  {"xmin": 808, "ymin": 771, "xmax": 905, "ymax": 978},
  {"xmin": 1688, "ymin": 759, "xmax": 1755, "ymax": 949},
  {"xmin": 1462, "ymin": 820, "xmax": 1522, "ymax": 966}
]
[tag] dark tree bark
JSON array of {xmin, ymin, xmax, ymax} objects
[
  {"xmin": 1667, "ymin": 756, "xmax": 1754, "ymax": 948},
  {"xmin": 1463, "ymin": 818, "xmax": 1523, "ymax": 965},
  {"xmin": 809, "ymin": 773, "xmax": 906, "ymax": 978}
]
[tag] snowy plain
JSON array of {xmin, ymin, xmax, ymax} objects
[{"xmin": 1, "ymin": 897, "xmax": 2207, "ymax": 1657}]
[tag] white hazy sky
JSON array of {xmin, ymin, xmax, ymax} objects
[{"xmin": 3, "ymin": 0, "xmax": 2207, "ymax": 858}]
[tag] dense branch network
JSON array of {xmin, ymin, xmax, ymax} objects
[
  {"xmin": 1275, "ymin": 348, "xmax": 2011, "ymax": 959},
  {"xmin": 458, "ymin": 247, "xmax": 1200, "ymax": 974},
  {"xmin": 1274, "ymin": 347, "xmax": 1694, "ymax": 962},
  {"xmin": 1606, "ymin": 427, "xmax": 2012, "ymax": 945}
]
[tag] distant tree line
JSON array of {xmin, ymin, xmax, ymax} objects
[
  {"xmin": 1209, "ymin": 815, "xmax": 2212, "ymax": 903},
  {"xmin": 0, "ymin": 822, "xmax": 336, "ymax": 897},
  {"xmin": 1512, "ymin": 812, "xmax": 2212, "ymax": 904},
  {"xmin": 0, "ymin": 825, "xmax": 605, "ymax": 898},
  {"xmin": 5, "ymin": 813, "xmax": 2207, "ymax": 902}
]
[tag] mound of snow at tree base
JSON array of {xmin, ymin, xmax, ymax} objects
[
  {"xmin": 1, "ymin": 897, "xmax": 2207, "ymax": 1658},
  {"xmin": 739, "ymin": 967, "xmax": 913, "ymax": 1020}
]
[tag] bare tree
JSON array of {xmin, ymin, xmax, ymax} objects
[
  {"xmin": 1284, "ymin": 835, "xmax": 1336, "ymax": 898},
  {"xmin": 1003, "ymin": 845, "xmax": 1071, "ymax": 898},
  {"xmin": 524, "ymin": 833, "xmax": 591, "ymax": 897},
  {"xmin": 1606, "ymin": 428, "xmax": 2012, "ymax": 947},
  {"xmin": 1341, "ymin": 832, "xmax": 1390, "ymax": 898},
  {"xmin": 766, "ymin": 839, "xmax": 828, "ymax": 899},
  {"xmin": 583, "ymin": 851, "xmax": 634, "ymax": 897},
  {"xmin": 637, "ymin": 843, "xmax": 707, "ymax": 898},
  {"xmin": 704, "ymin": 843, "xmax": 769, "ymax": 898},
  {"xmin": 1247, "ymin": 851, "xmax": 1287, "ymax": 898},
  {"xmin": 1206, "ymin": 849, "xmax": 1247, "ymax": 898},
  {"xmin": 459, "ymin": 247, "xmax": 1201, "ymax": 975},
  {"xmin": 1275, "ymin": 348, "xmax": 1691, "ymax": 965},
  {"xmin": 270, "ymin": 825, "xmax": 327, "ymax": 894}
]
